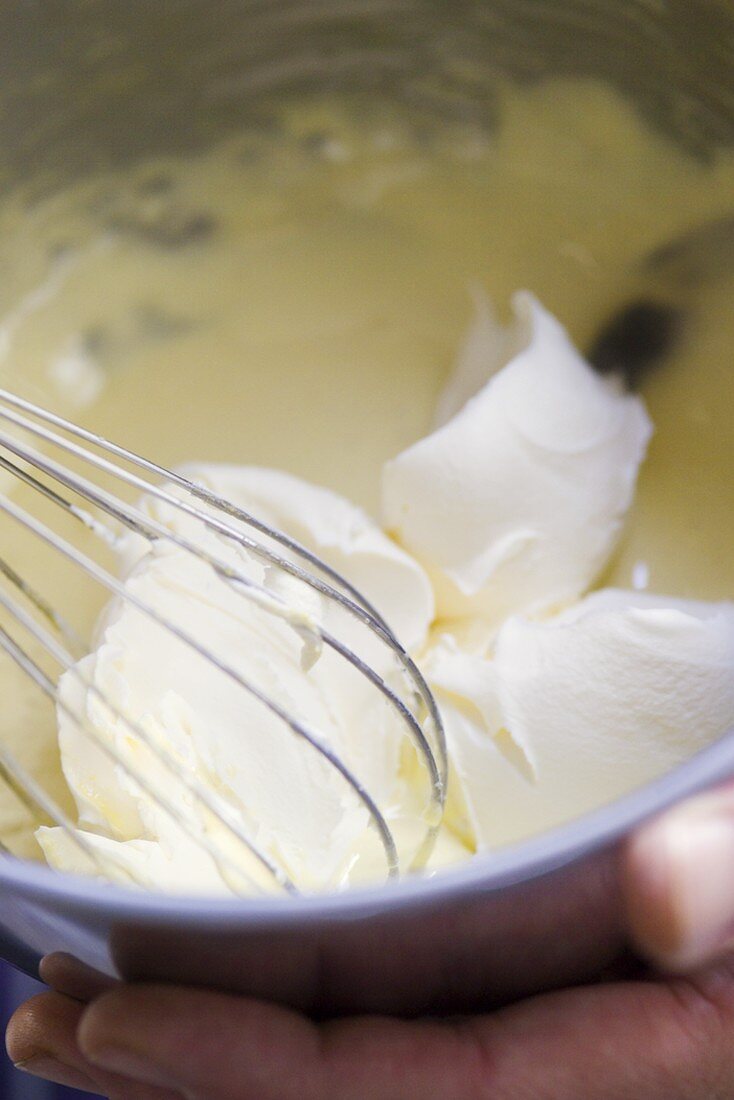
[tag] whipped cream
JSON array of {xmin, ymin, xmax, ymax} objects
[
  {"xmin": 38, "ymin": 294, "xmax": 734, "ymax": 894},
  {"xmin": 39, "ymin": 469, "xmax": 436, "ymax": 893},
  {"xmin": 428, "ymin": 590, "xmax": 734, "ymax": 849},
  {"xmin": 383, "ymin": 292, "xmax": 652, "ymax": 629}
]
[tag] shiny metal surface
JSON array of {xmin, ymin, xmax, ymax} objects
[
  {"xmin": 0, "ymin": 0, "xmax": 732, "ymax": 1013},
  {"xmin": 0, "ymin": 386, "xmax": 446, "ymax": 892},
  {"xmin": 1, "ymin": 0, "xmax": 733, "ymax": 194}
]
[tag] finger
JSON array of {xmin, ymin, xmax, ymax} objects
[
  {"xmin": 79, "ymin": 959, "xmax": 734, "ymax": 1100},
  {"xmin": 7, "ymin": 991, "xmax": 98, "ymax": 1093},
  {"xmin": 623, "ymin": 782, "xmax": 734, "ymax": 970},
  {"xmin": 40, "ymin": 952, "xmax": 119, "ymax": 1003},
  {"xmin": 6, "ymin": 990, "xmax": 184, "ymax": 1100}
]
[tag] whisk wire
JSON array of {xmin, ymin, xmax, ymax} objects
[
  {"xmin": 0, "ymin": 387, "xmax": 447, "ymax": 892},
  {"xmin": 0, "ymin": 584, "xmax": 301, "ymax": 894},
  {"xmin": 0, "ymin": 391, "xmax": 447, "ymax": 797},
  {"xmin": 0, "ymin": 490, "xmax": 401, "ymax": 881},
  {"xmin": 0, "ymin": 431, "xmax": 441, "ymax": 824}
]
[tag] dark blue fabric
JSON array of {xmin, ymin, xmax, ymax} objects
[{"xmin": 0, "ymin": 960, "xmax": 102, "ymax": 1098}]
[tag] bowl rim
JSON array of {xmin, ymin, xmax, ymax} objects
[{"xmin": 1, "ymin": 729, "xmax": 733, "ymax": 927}]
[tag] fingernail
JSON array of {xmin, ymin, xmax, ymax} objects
[
  {"xmin": 15, "ymin": 1055, "xmax": 97, "ymax": 1091},
  {"xmin": 86, "ymin": 1045, "xmax": 176, "ymax": 1088},
  {"xmin": 665, "ymin": 805, "xmax": 734, "ymax": 968}
]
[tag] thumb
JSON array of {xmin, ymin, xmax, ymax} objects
[
  {"xmin": 78, "ymin": 961, "xmax": 734, "ymax": 1100},
  {"xmin": 623, "ymin": 782, "xmax": 734, "ymax": 971}
]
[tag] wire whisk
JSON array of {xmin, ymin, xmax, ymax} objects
[{"xmin": 0, "ymin": 388, "xmax": 447, "ymax": 895}]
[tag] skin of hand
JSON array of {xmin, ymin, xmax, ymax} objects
[{"xmin": 7, "ymin": 783, "xmax": 734, "ymax": 1100}]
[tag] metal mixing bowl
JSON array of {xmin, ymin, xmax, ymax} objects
[{"xmin": 0, "ymin": 0, "xmax": 732, "ymax": 1014}]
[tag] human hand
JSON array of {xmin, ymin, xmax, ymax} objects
[
  {"xmin": 7, "ymin": 948, "xmax": 734, "ymax": 1099},
  {"xmin": 7, "ymin": 782, "xmax": 734, "ymax": 1099}
]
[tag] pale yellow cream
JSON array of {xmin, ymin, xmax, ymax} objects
[{"xmin": 0, "ymin": 79, "xmax": 732, "ymax": 878}]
